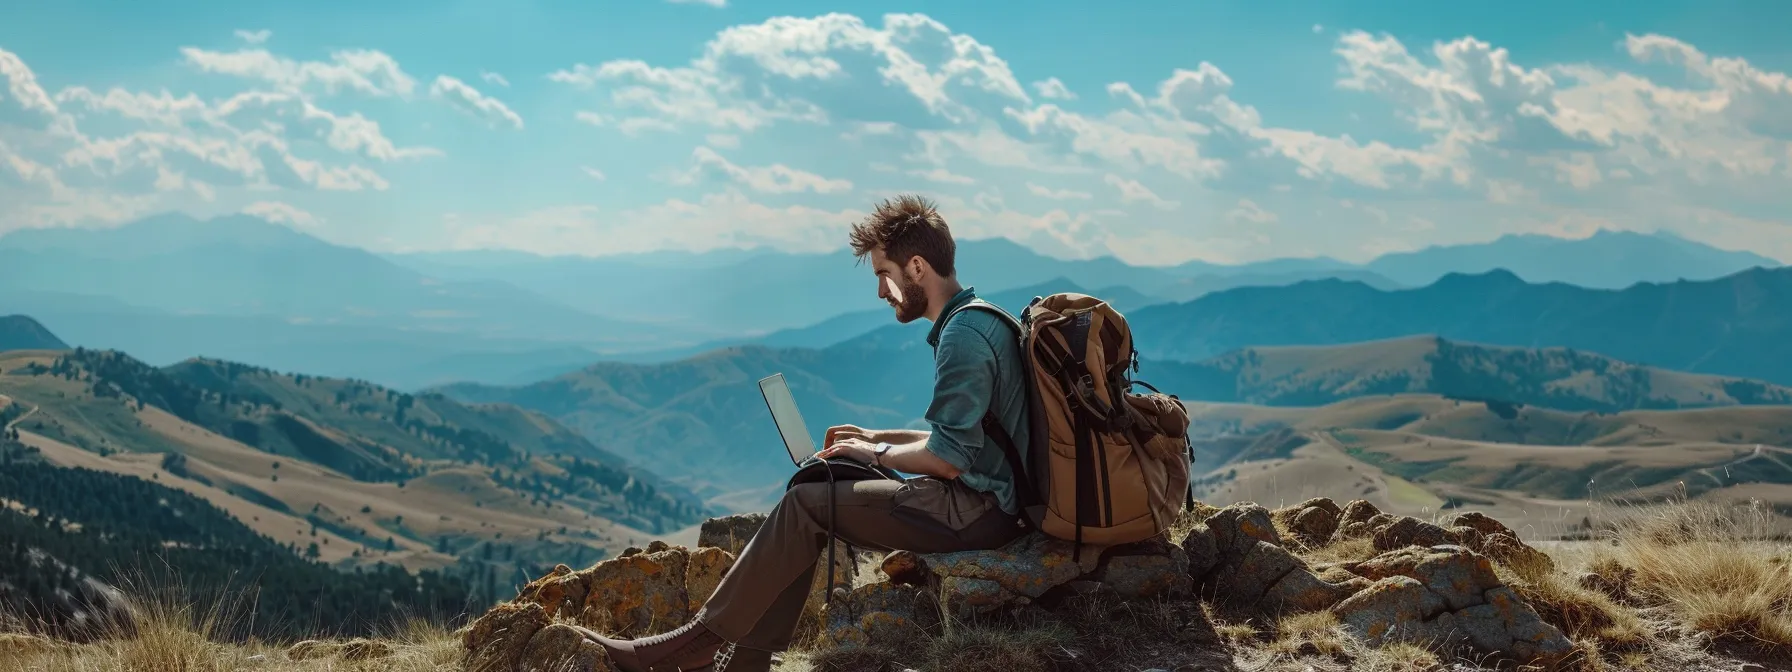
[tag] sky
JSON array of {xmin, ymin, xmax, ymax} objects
[{"xmin": 2, "ymin": 0, "xmax": 1791, "ymax": 266}]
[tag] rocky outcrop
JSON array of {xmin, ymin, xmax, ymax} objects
[
  {"xmin": 818, "ymin": 530, "xmax": 1188, "ymax": 643},
  {"xmin": 463, "ymin": 500, "xmax": 1576, "ymax": 671},
  {"xmin": 1330, "ymin": 545, "xmax": 1576, "ymax": 666}
]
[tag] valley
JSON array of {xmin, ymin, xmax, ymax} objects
[{"xmin": 1182, "ymin": 394, "xmax": 1792, "ymax": 537}]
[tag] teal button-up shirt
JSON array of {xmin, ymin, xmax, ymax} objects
[{"xmin": 923, "ymin": 286, "xmax": 1032, "ymax": 516}]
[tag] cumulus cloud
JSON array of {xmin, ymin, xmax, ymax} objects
[
  {"xmin": 429, "ymin": 75, "xmax": 524, "ymax": 129},
  {"xmin": 0, "ymin": 41, "xmax": 442, "ymax": 234},
  {"xmin": 1032, "ymin": 77, "xmax": 1076, "ymax": 100},
  {"xmin": 681, "ymin": 146, "xmax": 852, "ymax": 194},
  {"xmin": 550, "ymin": 13, "xmax": 1030, "ymax": 132},
  {"xmin": 1104, "ymin": 174, "xmax": 1179, "ymax": 210},
  {"xmin": 181, "ymin": 47, "xmax": 418, "ymax": 98},
  {"xmin": 1225, "ymin": 198, "xmax": 1277, "ymax": 225},
  {"xmin": 235, "ymin": 29, "xmax": 272, "ymax": 45},
  {"xmin": 909, "ymin": 167, "xmax": 976, "ymax": 185},
  {"xmin": 1027, "ymin": 183, "xmax": 1092, "ymax": 200}
]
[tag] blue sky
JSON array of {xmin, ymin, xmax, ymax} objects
[{"xmin": 2, "ymin": 0, "xmax": 1790, "ymax": 265}]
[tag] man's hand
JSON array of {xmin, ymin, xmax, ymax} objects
[
  {"xmin": 823, "ymin": 423, "xmax": 875, "ymax": 448},
  {"xmin": 825, "ymin": 424, "xmax": 929, "ymax": 448},
  {"xmin": 815, "ymin": 436, "xmax": 877, "ymax": 464}
]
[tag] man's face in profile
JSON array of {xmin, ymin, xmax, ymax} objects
[{"xmin": 871, "ymin": 249, "xmax": 927, "ymax": 323}]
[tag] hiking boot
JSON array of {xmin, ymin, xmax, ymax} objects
[{"xmin": 577, "ymin": 619, "xmax": 726, "ymax": 672}]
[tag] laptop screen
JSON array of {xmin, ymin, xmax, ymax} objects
[{"xmin": 758, "ymin": 373, "xmax": 815, "ymax": 465}]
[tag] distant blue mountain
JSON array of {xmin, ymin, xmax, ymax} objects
[
  {"xmin": 1362, "ymin": 229, "xmax": 1779, "ymax": 288},
  {"xmin": 388, "ymin": 237, "xmax": 1197, "ymax": 336},
  {"xmin": 0, "ymin": 314, "xmax": 67, "ymax": 351},
  {"xmin": 388, "ymin": 228, "xmax": 1777, "ymax": 336},
  {"xmin": 1129, "ymin": 266, "xmax": 1792, "ymax": 385},
  {"xmin": 0, "ymin": 214, "xmax": 686, "ymax": 348}
]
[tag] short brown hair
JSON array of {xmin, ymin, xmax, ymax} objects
[{"xmin": 848, "ymin": 194, "xmax": 956, "ymax": 277}]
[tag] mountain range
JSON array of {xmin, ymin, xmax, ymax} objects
[
  {"xmin": 1129, "ymin": 266, "xmax": 1792, "ymax": 385},
  {"xmin": 2, "ymin": 214, "xmax": 1779, "ymax": 391},
  {"xmin": 392, "ymin": 227, "xmax": 1777, "ymax": 333},
  {"xmin": 436, "ymin": 281, "xmax": 1792, "ymax": 502}
]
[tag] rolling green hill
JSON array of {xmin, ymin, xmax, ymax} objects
[
  {"xmin": 0, "ymin": 457, "xmax": 475, "ymax": 642},
  {"xmin": 0, "ymin": 347, "xmax": 713, "ymax": 581}
]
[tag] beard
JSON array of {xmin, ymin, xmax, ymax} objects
[{"xmin": 888, "ymin": 276, "xmax": 929, "ymax": 323}]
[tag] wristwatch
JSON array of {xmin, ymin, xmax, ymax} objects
[{"xmin": 873, "ymin": 442, "xmax": 893, "ymax": 466}]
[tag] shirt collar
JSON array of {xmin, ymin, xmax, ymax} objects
[{"xmin": 926, "ymin": 285, "xmax": 978, "ymax": 348}]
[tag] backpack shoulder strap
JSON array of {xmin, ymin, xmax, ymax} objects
[{"xmin": 943, "ymin": 297, "xmax": 1044, "ymax": 516}]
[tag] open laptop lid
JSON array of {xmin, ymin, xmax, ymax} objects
[{"xmin": 758, "ymin": 373, "xmax": 815, "ymax": 465}]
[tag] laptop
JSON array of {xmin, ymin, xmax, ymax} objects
[{"xmin": 758, "ymin": 373, "xmax": 822, "ymax": 467}]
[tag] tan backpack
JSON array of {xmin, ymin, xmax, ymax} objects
[{"xmin": 949, "ymin": 293, "xmax": 1193, "ymax": 559}]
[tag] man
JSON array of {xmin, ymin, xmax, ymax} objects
[{"xmin": 588, "ymin": 194, "xmax": 1034, "ymax": 671}]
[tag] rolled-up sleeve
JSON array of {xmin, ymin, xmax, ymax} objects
[{"xmin": 923, "ymin": 322, "xmax": 996, "ymax": 474}]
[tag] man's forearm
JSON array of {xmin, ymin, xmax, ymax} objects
[
  {"xmin": 876, "ymin": 438, "xmax": 962, "ymax": 479},
  {"xmin": 875, "ymin": 428, "xmax": 930, "ymax": 445}
]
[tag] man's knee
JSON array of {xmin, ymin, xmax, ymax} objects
[{"xmin": 781, "ymin": 482, "xmax": 830, "ymax": 512}]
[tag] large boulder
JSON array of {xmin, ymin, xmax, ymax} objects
[
  {"xmin": 1185, "ymin": 503, "xmax": 1363, "ymax": 616},
  {"xmin": 462, "ymin": 602, "xmax": 554, "ymax": 672},
  {"xmin": 1272, "ymin": 497, "xmax": 1343, "ymax": 548},
  {"xmin": 1330, "ymin": 545, "xmax": 1575, "ymax": 668},
  {"xmin": 819, "ymin": 531, "xmax": 1191, "ymax": 643},
  {"xmin": 819, "ymin": 582, "xmax": 941, "ymax": 648}
]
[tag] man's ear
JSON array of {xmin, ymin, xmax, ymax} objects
[{"xmin": 907, "ymin": 255, "xmax": 928, "ymax": 281}]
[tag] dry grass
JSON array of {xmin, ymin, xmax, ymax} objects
[
  {"xmin": 1593, "ymin": 497, "xmax": 1792, "ymax": 657},
  {"xmin": 0, "ymin": 572, "xmax": 465, "ymax": 672}
]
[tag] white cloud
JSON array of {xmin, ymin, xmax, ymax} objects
[
  {"xmin": 581, "ymin": 166, "xmax": 607, "ymax": 181},
  {"xmin": 909, "ymin": 167, "xmax": 976, "ymax": 185},
  {"xmin": 0, "ymin": 42, "xmax": 439, "ymax": 234},
  {"xmin": 180, "ymin": 47, "xmax": 418, "ymax": 98},
  {"xmin": 242, "ymin": 200, "xmax": 319, "ymax": 227},
  {"xmin": 429, "ymin": 75, "xmax": 524, "ymax": 129},
  {"xmin": 1032, "ymin": 77, "xmax": 1076, "ymax": 100},
  {"xmin": 1225, "ymin": 198, "xmax": 1277, "ymax": 225},
  {"xmin": 668, "ymin": 0, "xmax": 727, "ymax": 6},
  {"xmin": 682, "ymin": 146, "xmax": 852, "ymax": 194},
  {"xmin": 550, "ymin": 13, "xmax": 1030, "ymax": 133},
  {"xmin": 706, "ymin": 133, "xmax": 741, "ymax": 149},
  {"xmin": 1026, "ymin": 183, "xmax": 1092, "ymax": 200},
  {"xmin": 1104, "ymin": 174, "xmax": 1179, "ymax": 210},
  {"xmin": 234, "ymin": 29, "xmax": 272, "ymax": 45},
  {"xmin": 480, "ymin": 71, "xmax": 510, "ymax": 87}
]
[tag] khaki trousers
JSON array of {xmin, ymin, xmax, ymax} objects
[{"xmin": 695, "ymin": 476, "xmax": 1025, "ymax": 651}]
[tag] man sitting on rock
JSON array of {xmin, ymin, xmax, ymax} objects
[{"xmin": 586, "ymin": 193, "xmax": 1035, "ymax": 671}]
